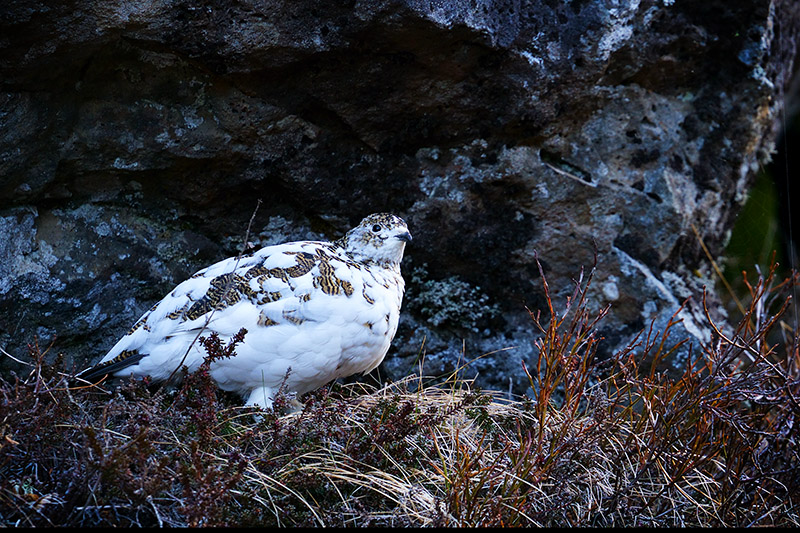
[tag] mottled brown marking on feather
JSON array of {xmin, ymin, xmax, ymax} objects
[
  {"xmin": 362, "ymin": 287, "xmax": 375, "ymax": 305},
  {"xmin": 314, "ymin": 256, "xmax": 340, "ymax": 295},
  {"xmin": 268, "ymin": 268, "xmax": 289, "ymax": 283},
  {"xmin": 340, "ymin": 279, "xmax": 354, "ymax": 296},
  {"xmin": 256, "ymin": 290, "xmax": 283, "ymax": 305},
  {"xmin": 284, "ymin": 251, "xmax": 316, "ymax": 278},
  {"xmin": 311, "ymin": 249, "xmax": 356, "ymax": 297},
  {"xmin": 112, "ymin": 349, "xmax": 139, "ymax": 364},
  {"xmin": 127, "ymin": 316, "xmax": 148, "ymax": 335},
  {"xmin": 166, "ymin": 302, "xmax": 190, "ymax": 320},
  {"xmin": 282, "ymin": 309, "xmax": 305, "ymax": 325},
  {"xmin": 185, "ymin": 272, "xmax": 254, "ymax": 321},
  {"xmin": 257, "ymin": 311, "xmax": 279, "ymax": 327},
  {"xmin": 244, "ymin": 264, "xmax": 269, "ymax": 280}
]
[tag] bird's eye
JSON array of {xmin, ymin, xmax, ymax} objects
[{"xmin": 372, "ymin": 224, "xmax": 382, "ymax": 233}]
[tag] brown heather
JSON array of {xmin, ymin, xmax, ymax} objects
[{"xmin": 1, "ymin": 261, "xmax": 798, "ymax": 527}]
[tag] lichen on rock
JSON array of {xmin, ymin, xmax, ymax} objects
[{"xmin": 0, "ymin": 0, "xmax": 798, "ymax": 394}]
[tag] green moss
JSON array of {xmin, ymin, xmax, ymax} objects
[{"xmin": 724, "ymin": 169, "xmax": 783, "ymax": 276}]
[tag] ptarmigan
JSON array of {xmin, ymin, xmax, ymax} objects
[{"xmin": 79, "ymin": 213, "xmax": 411, "ymax": 408}]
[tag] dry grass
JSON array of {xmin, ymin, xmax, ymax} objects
[{"xmin": 1, "ymin": 262, "xmax": 798, "ymax": 527}]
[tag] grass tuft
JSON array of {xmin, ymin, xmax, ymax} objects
[{"xmin": 1, "ymin": 264, "xmax": 798, "ymax": 526}]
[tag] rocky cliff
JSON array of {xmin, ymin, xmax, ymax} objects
[{"xmin": 2, "ymin": 0, "xmax": 799, "ymax": 394}]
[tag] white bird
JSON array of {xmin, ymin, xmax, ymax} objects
[{"xmin": 79, "ymin": 213, "xmax": 411, "ymax": 408}]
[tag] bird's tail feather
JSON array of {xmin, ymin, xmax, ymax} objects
[{"xmin": 77, "ymin": 350, "xmax": 146, "ymax": 383}]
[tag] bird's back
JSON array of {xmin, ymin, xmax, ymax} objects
[
  {"xmin": 80, "ymin": 213, "xmax": 411, "ymax": 407},
  {"xmin": 81, "ymin": 239, "xmax": 405, "ymax": 403}
]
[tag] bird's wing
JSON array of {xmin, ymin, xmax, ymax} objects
[{"xmin": 82, "ymin": 241, "xmax": 354, "ymax": 379}]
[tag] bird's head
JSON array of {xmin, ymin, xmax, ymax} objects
[{"xmin": 339, "ymin": 213, "xmax": 412, "ymax": 266}]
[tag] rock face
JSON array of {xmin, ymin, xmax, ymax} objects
[{"xmin": 1, "ymin": 1, "xmax": 799, "ymax": 394}]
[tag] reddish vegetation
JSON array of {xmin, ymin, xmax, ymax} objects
[{"xmin": 1, "ymin": 264, "xmax": 798, "ymax": 526}]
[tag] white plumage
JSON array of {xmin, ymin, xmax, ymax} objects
[{"xmin": 79, "ymin": 213, "xmax": 411, "ymax": 408}]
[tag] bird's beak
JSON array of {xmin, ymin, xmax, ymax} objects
[{"xmin": 396, "ymin": 231, "xmax": 412, "ymax": 243}]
